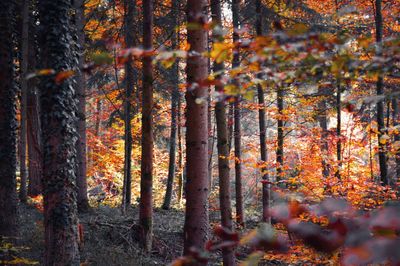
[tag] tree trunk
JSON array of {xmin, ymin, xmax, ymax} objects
[
  {"xmin": 336, "ymin": 82, "xmax": 342, "ymax": 180},
  {"xmin": 232, "ymin": 0, "xmax": 244, "ymax": 227},
  {"xmin": 276, "ymin": 87, "xmax": 284, "ymax": 183},
  {"xmin": 256, "ymin": 0, "xmax": 270, "ymax": 223},
  {"xmin": 211, "ymin": 0, "xmax": 235, "ymax": 264},
  {"xmin": 375, "ymin": 0, "xmax": 388, "ymax": 185},
  {"xmin": 139, "ymin": 0, "xmax": 154, "ymax": 252},
  {"xmin": 38, "ymin": 0, "xmax": 80, "ymax": 264},
  {"xmin": 162, "ymin": 0, "xmax": 180, "ymax": 210},
  {"xmin": 177, "ymin": 91, "xmax": 184, "ymax": 205},
  {"xmin": 19, "ymin": 0, "xmax": 29, "ymax": 203},
  {"xmin": 183, "ymin": 0, "xmax": 209, "ymax": 256},
  {"xmin": 392, "ymin": 98, "xmax": 400, "ymax": 187},
  {"xmin": 121, "ymin": 0, "xmax": 136, "ymax": 214},
  {"xmin": 75, "ymin": 0, "xmax": 89, "ymax": 212},
  {"xmin": 0, "ymin": 1, "xmax": 18, "ymax": 238},
  {"xmin": 317, "ymin": 88, "xmax": 330, "ymax": 180},
  {"xmin": 27, "ymin": 4, "xmax": 42, "ymax": 197}
]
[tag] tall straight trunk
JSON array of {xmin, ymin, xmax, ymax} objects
[
  {"xmin": 139, "ymin": 0, "xmax": 154, "ymax": 252},
  {"xmin": 318, "ymin": 89, "xmax": 330, "ymax": 180},
  {"xmin": 38, "ymin": 0, "xmax": 80, "ymax": 264},
  {"xmin": 375, "ymin": 0, "xmax": 388, "ymax": 185},
  {"xmin": 0, "ymin": 1, "xmax": 18, "ymax": 238},
  {"xmin": 232, "ymin": 0, "xmax": 244, "ymax": 227},
  {"xmin": 336, "ymin": 82, "xmax": 342, "ymax": 180},
  {"xmin": 256, "ymin": 0, "xmax": 270, "ymax": 223},
  {"xmin": 162, "ymin": 0, "xmax": 180, "ymax": 210},
  {"xmin": 19, "ymin": 0, "xmax": 29, "ymax": 203},
  {"xmin": 27, "ymin": 5, "xmax": 42, "ymax": 197},
  {"xmin": 183, "ymin": 0, "xmax": 209, "ymax": 256},
  {"xmin": 75, "ymin": 0, "xmax": 89, "ymax": 212},
  {"xmin": 228, "ymin": 103, "xmax": 234, "ymax": 152},
  {"xmin": 177, "ymin": 92, "xmax": 184, "ymax": 205},
  {"xmin": 276, "ymin": 87, "xmax": 284, "ymax": 182},
  {"xmin": 211, "ymin": 0, "xmax": 235, "ymax": 264},
  {"xmin": 122, "ymin": 0, "xmax": 135, "ymax": 213},
  {"xmin": 392, "ymin": 98, "xmax": 400, "ymax": 185}
]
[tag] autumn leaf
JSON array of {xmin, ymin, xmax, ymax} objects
[{"xmin": 55, "ymin": 70, "xmax": 75, "ymax": 84}]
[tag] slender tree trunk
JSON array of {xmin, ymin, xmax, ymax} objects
[
  {"xmin": 375, "ymin": 0, "xmax": 388, "ymax": 185},
  {"xmin": 38, "ymin": 0, "xmax": 80, "ymax": 264},
  {"xmin": 276, "ymin": 87, "xmax": 284, "ymax": 183},
  {"xmin": 27, "ymin": 6, "xmax": 42, "ymax": 197},
  {"xmin": 75, "ymin": 0, "xmax": 89, "ymax": 212},
  {"xmin": 228, "ymin": 103, "xmax": 234, "ymax": 152},
  {"xmin": 0, "ymin": 1, "xmax": 18, "ymax": 238},
  {"xmin": 256, "ymin": 0, "xmax": 270, "ymax": 223},
  {"xmin": 177, "ymin": 92, "xmax": 184, "ymax": 205},
  {"xmin": 232, "ymin": 0, "xmax": 244, "ymax": 227},
  {"xmin": 162, "ymin": 0, "xmax": 180, "ymax": 210},
  {"xmin": 122, "ymin": 0, "xmax": 135, "ymax": 213},
  {"xmin": 392, "ymin": 98, "xmax": 400, "ymax": 187},
  {"xmin": 336, "ymin": 82, "xmax": 342, "ymax": 180},
  {"xmin": 139, "ymin": 0, "xmax": 154, "ymax": 252},
  {"xmin": 19, "ymin": 0, "xmax": 29, "ymax": 203},
  {"xmin": 183, "ymin": 0, "xmax": 209, "ymax": 256},
  {"xmin": 211, "ymin": 0, "xmax": 235, "ymax": 264}
]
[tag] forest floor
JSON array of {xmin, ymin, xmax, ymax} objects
[{"xmin": 9, "ymin": 203, "xmax": 286, "ymax": 265}]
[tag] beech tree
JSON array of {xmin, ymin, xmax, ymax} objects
[
  {"xmin": 211, "ymin": 0, "xmax": 236, "ymax": 264},
  {"xmin": 38, "ymin": 0, "xmax": 80, "ymax": 264},
  {"xmin": 0, "ymin": 0, "xmax": 18, "ymax": 239},
  {"xmin": 139, "ymin": 0, "xmax": 154, "ymax": 252},
  {"xmin": 183, "ymin": 0, "xmax": 210, "ymax": 255}
]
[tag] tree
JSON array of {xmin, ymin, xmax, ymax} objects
[
  {"xmin": 0, "ymin": 0, "xmax": 18, "ymax": 239},
  {"xmin": 75, "ymin": 0, "xmax": 89, "ymax": 212},
  {"xmin": 183, "ymin": 0, "xmax": 209, "ymax": 255},
  {"xmin": 121, "ymin": 0, "xmax": 136, "ymax": 214},
  {"xmin": 211, "ymin": 0, "xmax": 236, "ymax": 264},
  {"xmin": 139, "ymin": 0, "xmax": 154, "ymax": 252},
  {"xmin": 19, "ymin": 0, "xmax": 29, "ymax": 203},
  {"xmin": 374, "ymin": 0, "xmax": 388, "ymax": 185},
  {"xmin": 38, "ymin": 0, "xmax": 80, "ymax": 264},
  {"xmin": 276, "ymin": 87, "xmax": 284, "ymax": 183},
  {"xmin": 256, "ymin": 0, "xmax": 271, "ymax": 223},
  {"xmin": 162, "ymin": 0, "xmax": 180, "ymax": 210},
  {"xmin": 232, "ymin": 0, "xmax": 245, "ymax": 227}
]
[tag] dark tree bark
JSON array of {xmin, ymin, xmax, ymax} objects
[
  {"xmin": 256, "ymin": 0, "xmax": 270, "ymax": 223},
  {"xmin": 232, "ymin": 0, "xmax": 244, "ymax": 227},
  {"xmin": 75, "ymin": 0, "xmax": 89, "ymax": 212},
  {"xmin": 183, "ymin": 0, "xmax": 209, "ymax": 256},
  {"xmin": 19, "ymin": 0, "xmax": 29, "ymax": 203},
  {"xmin": 162, "ymin": 0, "xmax": 180, "ymax": 210},
  {"xmin": 121, "ymin": 0, "xmax": 135, "ymax": 214},
  {"xmin": 336, "ymin": 82, "xmax": 342, "ymax": 180},
  {"xmin": 276, "ymin": 87, "xmax": 284, "ymax": 183},
  {"xmin": 0, "ymin": 0, "xmax": 18, "ymax": 238},
  {"xmin": 139, "ymin": 0, "xmax": 154, "ymax": 252},
  {"xmin": 375, "ymin": 0, "xmax": 388, "ymax": 185},
  {"xmin": 38, "ymin": 0, "xmax": 80, "ymax": 264},
  {"xmin": 211, "ymin": 0, "xmax": 235, "ymax": 264},
  {"xmin": 27, "ymin": 4, "xmax": 42, "ymax": 197},
  {"xmin": 177, "ymin": 91, "xmax": 184, "ymax": 205},
  {"xmin": 392, "ymin": 98, "xmax": 400, "ymax": 186}
]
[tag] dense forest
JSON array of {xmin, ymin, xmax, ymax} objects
[{"xmin": 0, "ymin": 0, "xmax": 400, "ymax": 265}]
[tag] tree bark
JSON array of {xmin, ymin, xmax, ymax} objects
[
  {"xmin": 139, "ymin": 0, "xmax": 154, "ymax": 252},
  {"xmin": 38, "ymin": 0, "xmax": 80, "ymax": 264},
  {"xmin": 177, "ymin": 91, "xmax": 184, "ymax": 205},
  {"xmin": 75, "ymin": 0, "xmax": 89, "ymax": 212},
  {"xmin": 27, "ymin": 4, "xmax": 42, "ymax": 197},
  {"xmin": 375, "ymin": 0, "xmax": 388, "ymax": 185},
  {"xmin": 19, "ymin": 0, "xmax": 29, "ymax": 203},
  {"xmin": 183, "ymin": 0, "xmax": 209, "ymax": 256},
  {"xmin": 121, "ymin": 0, "xmax": 136, "ymax": 213},
  {"xmin": 276, "ymin": 87, "xmax": 284, "ymax": 183},
  {"xmin": 392, "ymin": 98, "xmax": 400, "ymax": 187},
  {"xmin": 256, "ymin": 0, "xmax": 270, "ymax": 223},
  {"xmin": 162, "ymin": 0, "xmax": 180, "ymax": 210},
  {"xmin": 317, "ymin": 88, "xmax": 330, "ymax": 180},
  {"xmin": 336, "ymin": 82, "xmax": 342, "ymax": 180},
  {"xmin": 211, "ymin": 0, "xmax": 236, "ymax": 264},
  {"xmin": 232, "ymin": 0, "xmax": 244, "ymax": 227},
  {"xmin": 0, "ymin": 0, "xmax": 18, "ymax": 238}
]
